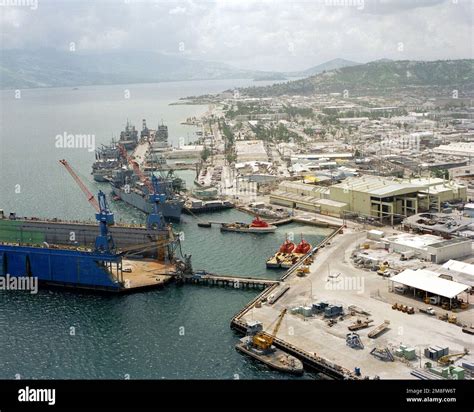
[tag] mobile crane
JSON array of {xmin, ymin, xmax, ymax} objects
[{"xmin": 252, "ymin": 308, "xmax": 287, "ymax": 351}]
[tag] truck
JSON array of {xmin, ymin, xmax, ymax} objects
[{"xmin": 419, "ymin": 307, "xmax": 436, "ymax": 316}]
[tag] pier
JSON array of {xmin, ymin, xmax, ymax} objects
[
  {"xmin": 235, "ymin": 206, "xmax": 342, "ymax": 229},
  {"xmin": 280, "ymin": 225, "xmax": 344, "ymax": 281},
  {"xmin": 173, "ymin": 272, "xmax": 279, "ymax": 290},
  {"xmin": 228, "ymin": 225, "xmax": 357, "ymax": 379},
  {"xmin": 231, "ymin": 318, "xmax": 354, "ymax": 380},
  {"xmin": 196, "ymin": 217, "xmax": 339, "ymax": 228}
]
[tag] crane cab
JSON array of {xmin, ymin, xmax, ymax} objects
[{"xmin": 245, "ymin": 320, "xmax": 263, "ymax": 336}]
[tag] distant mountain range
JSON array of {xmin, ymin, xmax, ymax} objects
[
  {"xmin": 242, "ymin": 59, "xmax": 474, "ymax": 97},
  {"xmin": 0, "ymin": 49, "xmax": 280, "ymax": 89},
  {"xmin": 2, "ymin": 51, "xmax": 470, "ymax": 95},
  {"xmin": 0, "ymin": 49, "xmax": 360, "ymax": 90}
]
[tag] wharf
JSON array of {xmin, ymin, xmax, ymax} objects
[
  {"xmin": 175, "ymin": 272, "xmax": 279, "ymax": 290},
  {"xmin": 231, "ymin": 318, "xmax": 353, "ymax": 380},
  {"xmin": 229, "ymin": 225, "xmax": 359, "ymax": 379},
  {"xmin": 232, "ymin": 225, "xmax": 474, "ymax": 379},
  {"xmin": 143, "ymin": 163, "xmax": 195, "ymax": 171},
  {"xmin": 198, "ymin": 217, "xmax": 338, "ymax": 228},
  {"xmin": 270, "ymin": 216, "xmax": 340, "ymax": 229},
  {"xmin": 235, "ymin": 206, "xmax": 340, "ymax": 229}
]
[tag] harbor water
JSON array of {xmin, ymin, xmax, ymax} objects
[{"xmin": 0, "ymin": 80, "xmax": 330, "ymax": 379}]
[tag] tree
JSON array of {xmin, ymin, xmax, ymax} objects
[
  {"xmin": 200, "ymin": 147, "xmax": 211, "ymax": 162},
  {"xmin": 226, "ymin": 152, "xmax": 237, "ymax": 165},
  {"xmin": 432, "ymin": 168, "xmax": 448, "ymax": 180}
]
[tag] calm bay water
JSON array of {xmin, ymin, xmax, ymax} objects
[{"xmin": 0, "ymin": 79, "xmax": 328, "ymax": 379}]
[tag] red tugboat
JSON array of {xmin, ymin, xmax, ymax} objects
[
  {"xmin": 279, "ymin": 237, "xmax": 296, "ymax": 254},
  {"xmin": 294, "ymin": 237, "xmax": 311, "ymax": 254},
  {"xmin": 221, "ymin": 216, "xmax": 277, "ymax": 234},
  {"xmin": 266, "ymin": 236, "xmax": 296, "ymax": 268},
  {"xmin": 280, "ymin": 236, "xmax": 312, "ymax": 269}
]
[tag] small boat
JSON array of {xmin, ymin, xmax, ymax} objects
[
  {"xmin": 294, "ymin": 237, "xmax": 312, "ymax": 254},
  {"xmin": 236, "ymin": 338, "xmax": 304, "ymax": 375},
  {"xmin": 197, "ymin": 221, "xmax": 212, "ymax": 228},
  {"xmin": 279, "ymin": 237, "xmax": 295, "ymax": 253},
  {"xmin": 280, "ymin": 253, "xmax": 306, "ymax": 269},
  {"xmin": 266, "ymin": 252, "xmax": 286, "ymax": 269},
  {"xmin": 266, "ymin": 236, "xmax": 296, "ymax": 268},
  {"xmin": 220, "ymin": 216, "xmax": 277, "ymax": 233}
]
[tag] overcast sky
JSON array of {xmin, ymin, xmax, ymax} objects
[{"xmin": 0, "ymin": 0, "xmax": 472, "ymax": 71}]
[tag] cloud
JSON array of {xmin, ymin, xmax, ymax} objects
[
  {"xmin": 362, "ymin": 0, "xmax": 447, "ymax": 14},
  {"xmin": 169, "ymin": 6, "xmax": 186, "ymax": 15},
  {"xmin": 0, "ymin": 0, "xmax": 471, "ymax": 71}
]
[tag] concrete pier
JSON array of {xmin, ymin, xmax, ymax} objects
[
  {"xmin": 175, "ymin": 273, "xmax": 279, "ymax": 290},
  {"xmin": 230, "ymin": 225, "xmax": 474, "ymax": 379},
  {"xmin": 229, "ymin": 225, "xmax": 358, "ymax": 379}
]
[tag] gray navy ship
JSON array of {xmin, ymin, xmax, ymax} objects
[
  {"xmin": 119, "ymin": 120, "xmax": 139, "ymax": 150},
  {"xmin": 110, "ymin": 168, "xmax": 185, "ymax": 221},
  {"xmin": 92, "ymin": 141, "xmax": 122, "ymax": 182},
  {"xmin": 92, "ymin": 118, "xmax": 185, "ymax": 221}
]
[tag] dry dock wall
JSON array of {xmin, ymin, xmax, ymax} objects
[{"xmin": 0, "ymin": 219, "xmax": 169, "ymax": 258}]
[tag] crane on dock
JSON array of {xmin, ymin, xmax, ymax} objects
[
  {"xmin": 118, "ymin": 144, "xmax": 166, "ymax": 230},
  {"xmin": 59, "ymin": 159, "xmax": 115, "ymax": 254},
  {"xmin": 437, "ymin": 349, "xmax": 469, "ymax": 366},
  {"xmin": 252, "ymin": 308, "xmax": 287, "ymax": 351}
]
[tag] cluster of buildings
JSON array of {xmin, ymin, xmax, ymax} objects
[{"xmin": 189, "ymin": 80, "xmax": 474, "ymax": 230}]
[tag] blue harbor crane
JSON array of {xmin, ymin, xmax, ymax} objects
[
  {"xmin": 147, "ymin": 174, "xmax": 166, "ymax": 230},
  {"xmin": 59, "ymin": 159, "xmax": 115, "ymax": 254}
]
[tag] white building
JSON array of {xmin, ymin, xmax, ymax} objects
[
  {"xmin": 442, "ymin": 260, "xmax": 474, "ymax": 287},
  {"xmin": 386, "ymin": 233, "xmax": 472, "ymax": 264},
  {"xmin": 390, "ymin": 269, "xmax": 470, "ymax": 307},
  {"xmin": 449, "ymin": 165, "xmax": 474, "ymax": 179},
  {"xmin": 235, "ymin": 140, "xmax": 268, "ymax": 162},
  {"xmin": 433, "ymin": 143, "xmax": 474, "ymax": 158}
]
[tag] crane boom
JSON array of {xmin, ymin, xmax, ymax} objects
[
  {"xmin": 59, "ymin": 159, "xmax": 115, "ymax": 253},
  {"xmin": 118, "ymin": 144, "xmax": 153, "ymax": 193},
  {"xmin": 252, "ymin": 308, "xmax": 287, "ymax": 350},
  {"xmin": 59, "ymin": 159, "xmax": 100, "ymax": 212},
  {"xmin": 271, "ymin": 308, "xmax": 287, "ymax": 338}
]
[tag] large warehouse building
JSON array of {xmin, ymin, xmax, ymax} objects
[
  {"xmin": 270, "ymin": 175, "xmax": 467, "ymax": 224},
  {"xmin": 269, "ymin": 181, "xmax": 348, "ymax": 216},
  {"xmin": 329, "ymin": 176, "xmax": 466, "ymax": 224}
]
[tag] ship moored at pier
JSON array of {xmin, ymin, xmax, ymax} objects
[{"xmin": 220, "ymin": 217, "xmax": 277, "ymax": 233}]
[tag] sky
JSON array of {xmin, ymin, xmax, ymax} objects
[{"xmin": 0, "ymin": 0, "xmax": 472, "ymax": 71}]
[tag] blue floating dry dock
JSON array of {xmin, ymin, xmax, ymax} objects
[
  {"xmin": 0, "ymin": 243, "xmax": 123, "ymax": 292},
  {"xmin": 0, "ymin": 160, "xmax": 178, "ymax": 293}
]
